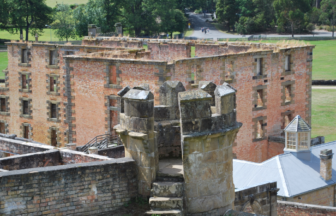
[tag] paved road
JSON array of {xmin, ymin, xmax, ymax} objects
[
  {"xmin": 312, "ymin": 86, "xmax": 336, "ymax": 89},
  {"xmin": 188, "ymin": 13, "xmax": 333, "ymax": 39}
]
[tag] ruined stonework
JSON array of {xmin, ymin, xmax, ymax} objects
[{"xmin": 2, "ymin": 36, "xmax": 314, "ymax": 163}]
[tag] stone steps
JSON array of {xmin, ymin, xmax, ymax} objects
[{"xmin": 146, "ymin": 182, "xmax": 184, "ymax": 215}]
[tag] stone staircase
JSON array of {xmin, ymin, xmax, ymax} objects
[{"xmin": 146, "ymin": 182, "xmax": 184, "ymax": 216}]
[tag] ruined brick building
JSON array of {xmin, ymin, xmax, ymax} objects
[{"xmin": 1, "ymin": 31, "xmax": 314, "ymax": 162}]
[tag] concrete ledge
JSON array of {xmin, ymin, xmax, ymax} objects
[{"xmin": 278, "ymin": 200, "xmax": 336, "ymax": 212}]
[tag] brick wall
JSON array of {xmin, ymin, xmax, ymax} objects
[
  {"xmin": 148, "ymin": 42, "xmax": 191, "ymax": 61},
  {"xmin": 277, "ymin": 201, "xmax": 336, "ymax": 216},
  {"xmin": 0, "ymin": 150, "xmax": 60, "ymax": 170},
  {"xmin": 0, "ymin": 136, "xmax": 52, "ymax": 154},
  {"xmin": 0, "ymin": 158, "xmax": 137, "ymax": 215}
]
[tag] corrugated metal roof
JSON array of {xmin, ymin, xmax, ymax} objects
[
  {"xmin": 233, "ymin": 140, "xmax": 336, "ymax": 198},
  {"xmin": 284, "ymin": 115, "xmax": 311, "ymax": 132}
]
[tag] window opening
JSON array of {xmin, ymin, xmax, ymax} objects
[
  {"xmin": 0, "ymin": 122, "xmax": 5, "ymax": 134},
  {"xmin": 50, "ymin": 77, "xmax": 56, "ymax": 92},
  {"xmin": 51, "ymin": 129, "xmax": 57, "ymax": 147},
  {"xmin": 285, "ymin": 85, "xmax": 291, "ymax": 102},
  {"xmin": 285, "ymin": 55, "xmax": 291, "ymax": 71},
  {"xmin": 0, "ymin": 98, "xmax": 6, "ymax": 112},
  {"xmin": 50, "ymin": 50, "xmax": 56, "ymax": 65},
  {"xmin": 50, "ymin": 104, "xmax": 57, "ymax": 119},
  {"xmin": 23, "ymin": 125, "xmax": 29, "ymax": 139},
  {"xmin": 256, "ymin": 120, "xmax": 263, "ymax": 138},
  {"xmin": 257, "ymin": 90, "xmax": 263, "ymax": 107},
  {"xmin": 284, "ymin": 114, "xmax": 292, "ymax": 127},
  {"xmin": 256, "ymin": 58, "xmax": 263, "ymax": 75},
  {"xmin": 22, "ymin": 74, "xmax": 28, "ymax": 89},
  {"xmin": 22, "ymin": 49, "xmax": 28, "ymax": 63},
  {"xmin": 109, "ymin": 65, "xmax": 117, "ymax": 85},
  {"xmin": 298, "ymin": 132, "xmax": 309, "ymax": 150},
  {"xmin": 23, "ymin": 101, "xmax": 29, "ymax": 115},
  {"xmin": 287, "ymin": 132, "xmax": 296, "ymax": 150}
]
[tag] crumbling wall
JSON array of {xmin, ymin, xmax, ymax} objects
[
  {"xmin": 0, "ymin": 150, "xmax": 60, "ymax": 170},
  {"xmin": 98, "ymin": 145, "xmax": 125, "ymax": 158},
  {"xmin": 148, "ymin": 42, "xmax": 191, "ymax": 61},
  {"xmin": 195, "ymin": 43, "xmax": 251, "ymax": 57},
  {"xmin": 0, "ymin": 158, "xmax": 137, "ymax": 215},
  {"xmin": 0, "ymin": 137, "xmax": 52, "ymax": 155},
  {"xmin": 277, "ymin": 201, "xmax": 336, "ymax": 216},
  {"xmin": 59, "ymin": 149, "xmax": 110, "ymax": 164}
]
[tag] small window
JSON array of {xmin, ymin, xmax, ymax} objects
[
  {"xmin": 49, "ymin": 50, "xmax": 56, "ymax": 65},
  {"xmin": 298, "ymin": 132, "xmax": 309, "ymax": 150},
  {"xmin": 22, "ymin": 74, "xmax": 28, "ymax": 90},
  {"xmin": 256, "ymin": 120, "xmax": 264, "ymax": 138},
  {"xmin": 23, "ymin": 101, "xmax": 29, "ymax": 115},
  {"xmin": 0, "ymin": 122, "xmax": 5, "ymax": 134},
  {"xmin": 287, "ymin": 132, "xmax": 296, "ymax": 150},
  {"xmin": 50, "ymin": 104, "xmax": 57, "ymax": 119},
  {"xmin": 257, "ymin": 90, "xmax": 263, "ymax": 107},
  {"xmin": 0, "ymin": 98, "xmax": 6, "ymax": 112},
  {"xmin": 50, "ymin": 77, "xmax": 56, "ymax": 92},
  {"xmin": 285, "ymin": 85, "xmax": 291, "ymax": 102},
  {"xmin": 285, "ymin": 55, "xmax": 291, "ymax": 71},
  {"xmin": 51, "ymin": 129, "xmax": 57, "ymax": 147},
  {"xmin": 22, "ymin": 49, "xmax": 28, "ymax": 63},
  {"xmin": 109, "ymin": 65, "xmax": 117, "ymax": 85},
  {"xmin": 256, "ymin": 58, "xmax": 263, "ymax": 75},
  {"xmin": 284, "ymin": 114, "xmax": 292, "ymax": 127},
  {"xmin": 23, "ymin": 125, "xmax": 29, "ymax": 139}
]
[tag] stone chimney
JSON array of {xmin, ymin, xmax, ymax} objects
[{"xmin": 320, "ymin": 149, "xmax": 333, "ymax": 181}]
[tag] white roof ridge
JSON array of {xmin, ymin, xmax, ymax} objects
[{"xmin": 276, "ymin": 156, "xmax": 290, "ymax": 197}]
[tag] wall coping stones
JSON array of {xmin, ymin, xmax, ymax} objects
[
  {"xmin": 0, "ymin": 157, "xmax": 135, "ymax": 178},
  {"xmin": 123, "ymin": 89, "xmax": 154, "ymax": 100},
  {"xmin": 0, "ymin": 136, "xmax": 54, "ymax": 151},
  {"xmin": 178, "ymin": 89, "xmax": 212, "ymax": 102},
  {"xmin": 60, "ymin": 148, "xmax": 111, "ymax": 160}
]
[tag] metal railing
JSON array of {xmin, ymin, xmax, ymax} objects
[{"xmin": 78, "ymin": 134, "xmax": 119, "ymax": 153}]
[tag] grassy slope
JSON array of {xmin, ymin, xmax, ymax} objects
[
  {"xmin": 0, "ymin": 52, "xmax": 7, "ymax": 79},
  {"xmin": 311, "ymin": 89, "xmax": 336, "ymax": 143}
]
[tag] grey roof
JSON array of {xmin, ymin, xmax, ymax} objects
[
  {"xmin": 117, "ymin": 86, "xmax": 130, "ymax": 96},
  {"xmin": 123, "ymin": 89, "xmax": 154, "ymax": 100},
  {"xmin": 214, "ymin": 83, "xmax": 236, "ymax": 97},
  {"xmin": 178, "ymin": 89, "xmax": 212, "ymax": 101},
  {"xmin": 199, "ymin": 81, "xmax": 216, "ymax": 90},
  {"xmin": 284, "ymin": 115, "xmax": 311, "ymax": 132},
  {"xmin": 233, "ymin": 140, "xmax": 336, "ymax": 198}
]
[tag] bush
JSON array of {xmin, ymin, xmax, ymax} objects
[
  {"xmin": 194, "ymin": 9, "xmax": 202, "ymax": 14},
  {"xmin": 306, "ymin": 23, "xmax": 315, "ymax": 32}
]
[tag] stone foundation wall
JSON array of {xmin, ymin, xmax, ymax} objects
[
  {"xmin": 0, "ymin": 158, "xmax": 137, "ymax": 215},
  {"xmin": 98, "ymin": 145, "xmax": 125, "ymax": 158},
  {"xmin": 277, "ymin": 201, "xmax": 336, "ymax": 216}
]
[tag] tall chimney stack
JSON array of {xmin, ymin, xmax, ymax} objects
[{"xmin": 320, "ymin": 149, "xmax": 333, "ymax": 181}]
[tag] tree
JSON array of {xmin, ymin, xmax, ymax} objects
[
  {"xmin": 0, "ymin": 0, "xmax": 10, "ymax": 29},
  {"xmin": 8, "ymin": 0, "xmax": 53, "ymax": 41},
  {"xmin": 216, "ymin": 0, "xmax": 239, "ymax": 31},
  {"xmin": 51, "ymin": 4, "xmax": 76, "ymax": 42},
  {"xmin": 320, "ymin": 0, "xmax": 336, "ymax": 37},
  {"xmin": 273, "ymin": 0, "xmax": 311, "ymax": 37}
]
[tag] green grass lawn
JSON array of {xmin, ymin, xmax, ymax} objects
[
  {"xmin": 0, "ymin": 52, "xmax": 8, "ymax": 79},
  {"xmin": 311, "ymin": 89, "xmax": 336, "ymax": 143},
  {"xmin": 45, "ymin": 0, "xmax": 88, "ymax": 7}
]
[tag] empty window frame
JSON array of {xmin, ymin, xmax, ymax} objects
[
  {"xmin": 21, "ymin": 49, "xmax": 28, "ymax": 63},
  {"xmin": 257, "ymin": 90, "xmax": 264, "ymax": 107},
  {"xmin": 50, "ymin": 76, "xmax": 56, "ymax": 92},
  {"xmin": 284, "ymin": 114, "xmax": 292, "ymax": 127},
  {"xmin": 256, "ymin": 120, "xmax": 264, "ymax": 139},
  {"xmin": 298, "ymin": 132, "xmax": 309, "ymax": 150},
  {"xmin": 285, "ymin": 85, "xmax": 291, "ymax": 102},
  {"xmin": 22, "ymin": 100, "xmax": 29, "ymax": 115},
  {"xmin": 285, "ymin": 55, "xmax": 291, "ymax": 71},
  {"xmin": 0, "ymin": 98, "xmax": 6, "ymax": 112},
  {"xmin": 49, "ymin": 50, "xmax": 56, "ymax": 65},
  {"xmin": 50, "ymin": 103, "xmax": 57, "ymax": 119},
  {"xmin": 22, "ymin": 74, "xmax": 28, "ymax": 90},
  {"xmin": 256, "ymin": 58, "xmax": 263, "ymax": 75},
  {"xmin": 0, "ymin": 122, "xmax": 5, "ymax": 134},
  {"xmin": 23, "ymin": 125, "xmax": 29, "ymax": 139},
  {"xmin": 51, "ymin": 129, "xmax": 57, "ymax": 147},
  {"xmin": 287, "ymin": 132, "xmax": 296, "ymax": 150}
]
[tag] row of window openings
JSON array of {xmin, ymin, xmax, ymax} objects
[
  {"xmin": 255, "ymin": 55, "xmax": 291, "ymax": 76},
  {"xmin": 21, "ymin": 49, "xmax": 57, "ymax": 65},
  {"xmin": 21, "ymin": 74, "xmax": 57, "ymax": 92},
  {"xmin": 22, "ymin": 101, "xmax": 57, "ymax": 118},
  {"xmin": 256, "ymin": 114, "xmax": 292, "ymax": 139},
  {"xmin": 256, "ymin": 85, "xmax": 291, "ymax": 108}
]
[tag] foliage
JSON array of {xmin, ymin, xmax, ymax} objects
[
  {"xmin": 51, "ymin": 4, "xmax": 76, "ymax": 41},
  {"xmin": 319, "ymin": 0, "xmax": 336, "ymax": 37},
  {"xmin": 216, "ymin": 0, "xmax": 239, "ymax": 31},
  {"xmin": 7, "ymin": 0, "xmax": 53, "ymax": 41},
  {"xmin": 273, "ymin": 0, "xmax": 312, "ymax": 37},
  {"xmin": 0, "ymin": 0, "xmax": 10, "ymax": 29}
]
